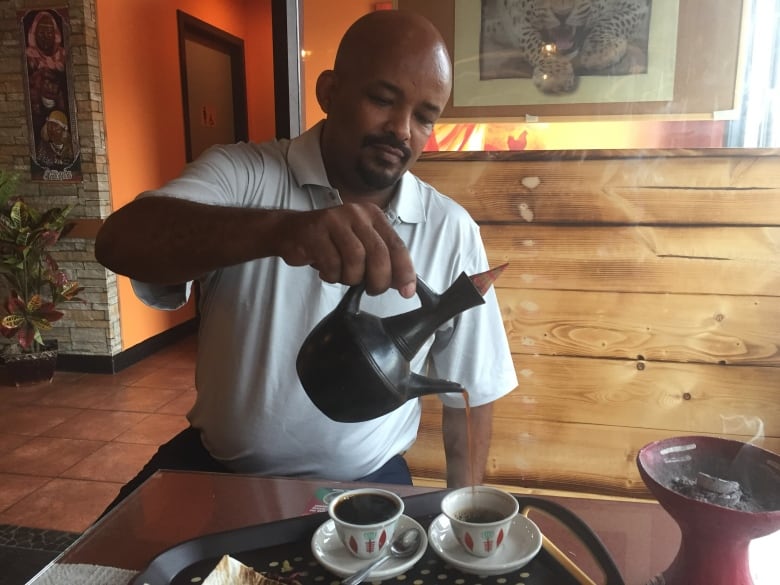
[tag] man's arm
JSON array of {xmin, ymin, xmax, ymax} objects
[
  {"xmin": 442, "ymin": 402, "xmax": 494, "ymax": 487},
  {"xmin": 95, "ymin": 196, "xmax": 416, "ymax": 297}
]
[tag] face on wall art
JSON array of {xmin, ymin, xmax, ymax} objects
[{"xmin": 19, "ymin": 8, "xmax": 82, "ymax": 183}]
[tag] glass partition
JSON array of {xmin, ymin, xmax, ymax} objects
[{"xmin": 288, "ymin": 0, "xmax": 780, "ymax": 502}]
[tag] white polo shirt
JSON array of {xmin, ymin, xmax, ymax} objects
[{"xmin": 132, "ymin": 122, "xmax": 517, "ymax": 480}]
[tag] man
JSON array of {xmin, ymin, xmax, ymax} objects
[{"xmin": 95, "ymin": 10, "xmax": 517, "ymax": 505}]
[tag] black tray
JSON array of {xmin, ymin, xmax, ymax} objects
[{"xmin": 132, "ymin": 492, "xmax": 625, "ymax": 585}]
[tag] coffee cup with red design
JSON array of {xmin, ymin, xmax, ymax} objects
[
  {"xmin": 441, "ymin": 485, "xmax": 519, "ymax": 558},
  {"xmin": 328, "ymin": 487, "xmax": 405, "ymax": 560}
]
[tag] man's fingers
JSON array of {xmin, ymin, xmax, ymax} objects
[
  {"xmin": 327, "ymin": 225, "xmax": 369, "ymax": 286},
  {"xmin": 371, "ymin": 216, "xmax": 416, "ymax": 297},
  {"xmin": 352, "ymin": 219, "xmax": 392, "ymax": 295},
  {"xmin": 279, "ymin": 204, "xmax": 416, "ymax": 295}
]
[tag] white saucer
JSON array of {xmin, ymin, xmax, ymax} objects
[
  {"xmin": 428, "ymin": 513, "xmax": 542, "ymax": 576},
  {"xmin": 311, "ymin": 514, "xmax": 427, "ymax": 580}
]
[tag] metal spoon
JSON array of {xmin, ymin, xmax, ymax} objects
[{"xmin": 341, "ymin": 527, "xmax": 422, "ymax": 585}]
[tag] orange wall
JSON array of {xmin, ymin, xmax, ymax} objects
[{"xmin": 97, "ymin": 0, "xmax": 275, "ymax": 350}]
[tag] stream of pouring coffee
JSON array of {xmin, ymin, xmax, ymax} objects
[{"xmin": 463, "ymin": 263, "xmax": 508, "ymax": 488}]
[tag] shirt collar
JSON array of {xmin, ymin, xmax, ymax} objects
[
  {"xmin": 287, "ymin": 120, "xmax": 425, "ymax": 225},
  {"xmin": 287, "ymin": 121, "xmax": 330, "ymax": 188},
  {"xmin": 386, "ymin": 172, "xmax": 425, "ymax": 224}
]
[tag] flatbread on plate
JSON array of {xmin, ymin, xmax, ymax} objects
[{"xmin": 202, "ymin": 555, "xmax": 301, "ymax": 585}]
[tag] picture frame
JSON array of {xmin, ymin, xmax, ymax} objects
[
  {"xmin": 19, "ymin": 7, "xmax": 82, "ymax": 182},
  {"xmin": 397, "ymin": 0, "xmax": 748, "ymax": 121}
]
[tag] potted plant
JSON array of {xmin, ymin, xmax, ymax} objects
[{"xmin": 0, "ymin": 170, "xmax": 82, "ymax": 386}]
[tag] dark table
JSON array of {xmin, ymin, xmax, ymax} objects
[{"xmin": 25, "ymin": 471, "xmax": 779, "ymax": 584}]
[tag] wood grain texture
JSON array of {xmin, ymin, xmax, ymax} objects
[
  {"xmin": 498, "ymin": 288, "xmax": 780, "ymax": 365},
  {"xmin": 414, "ymin": 156, "xmax": 780, "ymax": 224},
  {"xmin": 407, "ymin": 397, "xmax": 780, "ymax": 497},
  {"xmin": 482, "ymin": 225, "xmax": 780, "ymax": 295},
  {"xmin": 419, "ymin": 356, "xmax": 780, "ymax": 435},
  {"xmin": 407, "ymin": 151, "xmax": 780, "ymax": 498}
]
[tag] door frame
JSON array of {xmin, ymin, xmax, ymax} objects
[
  {"xmin": 176, "ymin": 10, "xmax": 249, "ymax": 162},
  {"xmin": 271, "ymin": 0, "xmax": 302, "ymax": 139}
]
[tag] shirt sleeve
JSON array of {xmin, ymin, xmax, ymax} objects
[
  {"xmin": 131, "ymin": 280, "xmax": 192, "ymax": 310},
  {"xmin": 138, "ymin": 143, "xmax": 260, "ymax": 207},
  {"xmin": 127, "ymin": 142, "xmax": 268, "ymax": 310}
]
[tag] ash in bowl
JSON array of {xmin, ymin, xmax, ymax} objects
[{"xmin": 670, "ymin": 472, "xmax": 763, "ymax": 512}]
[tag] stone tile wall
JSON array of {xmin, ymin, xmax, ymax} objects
[{"xmin": 0, "ymin": 0, "xmax": 119, "ymax": 357}]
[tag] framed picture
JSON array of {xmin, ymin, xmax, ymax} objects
[
  {"xmin": 397, "ymin": 0, "xmax": 748, "ymax": 121},
  {"xmin": 19, "ymin": 8, "xmax": 82, "ymax": 182}
]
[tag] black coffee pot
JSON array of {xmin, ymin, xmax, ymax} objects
[{"xmin": 296, "ymin": 265, "xmax": 506, "ymax": 422}]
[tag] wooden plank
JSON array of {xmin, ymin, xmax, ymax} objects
[
  {"xmin": 515, "ymin": 354, "xmax": 778, "ymax": 435},
  {"xmin": 406, "ymin": 402, "xmax": 780, "ymax": 497},
  {"xmin": 498, "ymin": 288, "xmax": 780, "ymax": 365},
  {"xmin": 418, "ymin": 148, "xmax": 780, "ymax": 162},
  {"xmin": 415, "ymin": 355, "xmax": 780, "ymax": 439},
  {"xmin": 492, "ymin": 421, "xmax": 780, "ymax": 496},
  {"xmin": 483, "ymin": 225, "xmax": 780, "ymax": 295},
  {"xmin": 423, "ymin": 416, "xmax": 659, "ymax": 496},
  {"xmin": 412, "ymin": 156, "xmax": 780, "ymax": 224}
]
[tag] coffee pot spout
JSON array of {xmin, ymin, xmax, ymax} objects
[{"xmin": 403, "ymin": 371, "xmax": 465, "ymax": 399}]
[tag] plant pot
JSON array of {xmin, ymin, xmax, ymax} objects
[{"xmin": 3, "ymin": 342, "xmax": 58, "ymax": 387}]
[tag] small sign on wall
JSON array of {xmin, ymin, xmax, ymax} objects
[
  {"xmin": 201, "ymin": 105, "xmax": 217, "ymax": 128},
  {"xmin": 18, "ymin": 8, "xmax": 82, "ymax": 183}
]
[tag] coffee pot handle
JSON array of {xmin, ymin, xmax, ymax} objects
[{"xmin": 342, "ymin": 275, "xmax": 439, "ymax": 315}]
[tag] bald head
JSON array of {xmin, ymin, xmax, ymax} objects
[
  {"xmin": 333, "ymin": 10, "xmax": 451, "ymax": 89},
  {"xmin": 315, "ymin": 10, "xmax": 452, "ymax": 204}
]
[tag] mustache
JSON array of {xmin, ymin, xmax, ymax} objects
[{"xmin": 362, "ymin": 134, "xmax": 412, "ymax": 160}]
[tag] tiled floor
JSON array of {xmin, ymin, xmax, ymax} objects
[{"xmin": 0, "ymin": 335, "xmax": 197, "ymax": 534}]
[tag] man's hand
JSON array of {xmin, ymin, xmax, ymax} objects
[{"xmin": 272, "ymin": 202, "xmax": 416, "ymax": 297}]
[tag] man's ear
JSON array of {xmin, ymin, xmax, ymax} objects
[{"xmin": 316, "ymin": 70, "xmax": 337, "ymax": 114}]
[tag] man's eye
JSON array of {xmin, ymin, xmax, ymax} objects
[
  {"xmin": 370, "ymin": 95, "xmax": 392, "ymax": 106},
  {"xmin": 415, "ymin": 114, "xmax": 434, "ymax": 128}
]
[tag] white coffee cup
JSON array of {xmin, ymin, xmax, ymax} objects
[
  {"xmin": 441, "ymin": 485, "xmax": 519, "ymax": 557},
  {"xmin": 328, "ymin": 488, "xmax": 404, "ymax": 560}
]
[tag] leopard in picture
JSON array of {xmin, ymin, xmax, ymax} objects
[{"xmin": 483, "ymin": 0, "xmax": 651, "ymax": 94}]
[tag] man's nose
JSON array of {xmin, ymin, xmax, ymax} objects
[{"xmin": 384, "ymin": 108, "xmax": 412, "ymax": 143}]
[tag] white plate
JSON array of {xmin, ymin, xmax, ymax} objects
[
  {"xmin": 311, "ymin": 514, "xmax": 427, "ymax": 580},
  {"xmin": 428, "ymin": 513, "xmax": 542, "ymax": 576}
]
